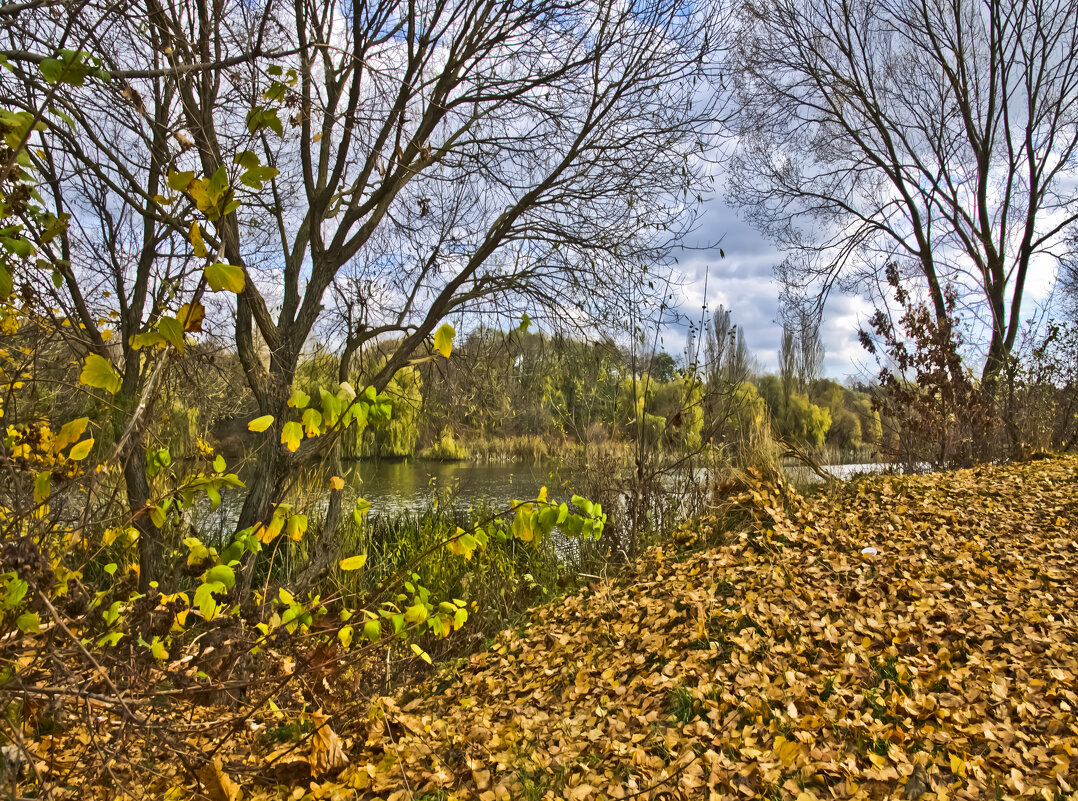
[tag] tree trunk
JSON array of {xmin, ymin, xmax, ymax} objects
[{"xmin": 123, "ymin": 439, "xmax": 162, "ymax": 592}]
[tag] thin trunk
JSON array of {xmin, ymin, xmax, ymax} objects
[{"xmin": 123, "ymin": 439, "xmax": 160, "ymax": 591}]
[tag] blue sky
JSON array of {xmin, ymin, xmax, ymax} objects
[
  {"xmin": 666, "ymin": 196, "xmax": 876, "ymax": 382},
  {"xmin": 667, "ymin": 186, "xmax": 1063, "ymax": 382}
]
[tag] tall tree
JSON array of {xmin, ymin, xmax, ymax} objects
[
  {"xmin": 2, "ymin": 0, "xmax": 724, "ymax": 575},
  {"xmin": 726, "ymin": 0, "xmax": 1078, "ymax": 376},
  {"xmin": 706, "ymin": 304, "xmax": 751, "ymax": 387}
]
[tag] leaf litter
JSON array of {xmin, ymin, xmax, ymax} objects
[
  {"xmin": 18, "ymin": 457, "xmax": 1078, "ymax": 800},
  {"xmin": 341, "ymin": 457, "xmax": 1078, "ymax": 800}
]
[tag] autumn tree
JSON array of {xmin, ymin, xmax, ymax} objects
[
  {"xmin": 1, "ymin": 0, "xmax": 724, "ymax": 582},
  {"xmin": 726, "ymin": 0, "xmax": 1078, "ymax": 377}
]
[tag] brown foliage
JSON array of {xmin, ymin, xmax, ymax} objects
[{"xmin": 10, "ymin": 457, "xmax": 1078, "ymax": 799}]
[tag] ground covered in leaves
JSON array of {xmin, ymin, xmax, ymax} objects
[
  {"xmin": 23, "ymin": 457, "xmax": 1078, "ymax": 799},
  {"xmin": 335, "ymin": 457, "xmax": 1078, "ymax": 800}
]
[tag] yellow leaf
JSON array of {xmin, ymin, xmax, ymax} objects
[
  {"xmin": 178, "ymin": 301, "xmax": 205, "ymax": 332},
  {"xmin": 433, "ymin": 322, "xmax": 455, "ymax": 358},
  {"xmin": 68, "ymin": 437, "xmax": 94, "ymax": 461},
  {"xmin": 284, "ymin": 513, "xmax": 307, "ymax": 541},
  {"xmin": 248, "ymin": 414, "xmax": 274, "ymax": 432},
  {"xmin": 949, "ymin": 752, "xmax": 966, "ymax": 777},
  {"xmin": 411, "ymin": 642, "xmax": 432, "ymax": 664},
  {"xmin": 54, "ymin": 416, "xmax": 89, "ymax": 452},
  {"xmin": 189, "ymin": 221, "xmax": 207, "ymax": 258},
  {"xmin": 309, "ymin": 711, "xmax": 348, "ymax": 777},
  {"xmin": 774, "ymin": 735, "xmax": 801, "ymax": 766},
  {"xmin": 339, "ymin": 554, "xmax": 367, "ymax": 571},
  {"xmin": 205, "ymin": 262, "xmax": 245, "ymax": 293},
  {"xmin": 79, "ymin": 353, "xmax": 121, "ymax": 394},
  {"xmin": 281, "ymin": 420, "xmax": 303, "ymax": 452},
  {"xmin": 196, "ymin": 758, "xmax": 241, "ymax": 801},
  {"xmin": 287, "ymin": 387, "xmax": 310, "ymax": 408},
  {"xmin": 330, "ymin": 475, "xmax": 345, "ymax": 491}
]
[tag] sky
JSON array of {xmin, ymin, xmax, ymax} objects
[
  {"xmin": 664, "ymin": 187, "xmax": 1062, "ymax": 383},
  {"xmin": 663, "ymin": 195, "xmax": 876, "ymax": 383}
]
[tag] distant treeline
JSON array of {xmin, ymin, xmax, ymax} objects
[{"xmin": 287, "ymin": 320, "xmax": 888, "ymax": 464}]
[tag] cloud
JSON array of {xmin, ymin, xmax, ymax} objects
[{"xmin": 663, "ymin": 198, "xmax": 877, "ymax": 379}]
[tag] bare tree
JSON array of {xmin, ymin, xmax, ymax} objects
[
  {"xmin": 794, "ymin": 307, "xmax": 824, "ymax": 388},
  {"xmin": 706, "ymin": 304, "xmax": 751, "ymax": 387},
  {"xmin": 725, "ymin": 0, "xmax": 1078, "ymax": 377},
  {"xmin": 778, "ymin": 306, "xmax": 824, "ymax": 397},
  {"xmin": 1, "ymin": 0, "xmax": 725, "ymax": 577}
]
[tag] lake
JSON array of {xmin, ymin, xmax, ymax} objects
[
  {"xmin": 196, "ymin": 458, "xmax": 890, "ymax": 538},
  {"xmin": 341, "ymin": 459, "xmax": 561, "ymax": 516},
  {"xmin": 345, "ymin": 458, "xmax": 890, "ymax": 515}
]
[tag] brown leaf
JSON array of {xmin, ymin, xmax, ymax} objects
[
  {"xmin": 309, "ymin": 711, "xmax": 348, "ymax": 777},
  {"xmin": 197, "ymin": 758, "xmax": 241, "ymax": 801}
]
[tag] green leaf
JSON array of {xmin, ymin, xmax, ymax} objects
[
  {"xmin": 205, "ymin": 564, "xmax": 236, "ymax": 590},
  {"xmin": 207, "ymin": 165, "xmax": 229, "ymax": 205},
  {"xmin": 130, "ymin": 331, "xmax": 166, "ymax": 350},
  {"xmin": 1, "ymin": 234, "xmax": 33, "ymax": 258},
  {"xmin": 287, "ymin": 387, "xmax": 310, "ymax": 408},
  {"xmin": 572, "ymin": 494, "xmax": 595, "ymax": 516},
  {"xmin": 194, "ymin": 581, "xmax": 224, "ymax": 620},
  {"xmin": 363, "ymin": 619, "xmax": 381, "ymax": 642},
  {"xmin": 410, "ymin": 643, "xmax": 432, "ymax": 664},
  {"xmin": 68, "ymin": 437, "xmax": 94, "ymax": 461},
  {"xmin": 434, "ymin": 322, "xmax": 455, "ymax": 358},
  {"xmin": 213, "ymin": 454, "xmax": 226, "ymax": 472},
  {"xmin": 39, "ymin": 58, "xmax": 65, "ymax": 83},
  {"xmin": 281, "ymin": 421, "xmax": 303, "ymax": 452},
  {"xmin": 245, "ymin": 107, "xmax": 283, "ymax": 137},
  {"xmin": 157, "ymin": 315, "xmax": 185, "ymax": 351},
  {"xmin": 16, "ymin": 612, "xmax": 40, "ymax": 633},
  {"xmin": 167, "ymin": 170, "xmax": 195, "ymax": 192},
  {"xmin": 205, "ymin": 262, "xmax": 245, "ymax": 293},
  {"xmin": 151, "ymin": 637, "xmax": 168, "ymax": 660},
  {"xmin": 339, "ymin": 554, "xmax": 367, "ymax": 571},
  {"xmin": 240, "ymin": 165, "xmax": 279, "ymax": 190},
  {"xmin": 97, "ymin": 631, "xmax": 124, "ymax": 647},
  {"xmin": 0, "ymin": 264, "xmax": 12, "ymax": 299},
  {"xmin": 404, "ymin": 603, "xmax": 428, "ymax": 624},
  {"xmin": 248, "ymin": 415, "xmax": 274, "ymax": 432},
  {"xmin": 233, "ymin": 150, "xmax": 260, "ymax": 170},
  {"xmin": 79, "ymin": 353, "xmax": 121, "ymax": 394},
  {"xmin": 34, "ymin": 471, "xmax": 51, "ymax": 504}
]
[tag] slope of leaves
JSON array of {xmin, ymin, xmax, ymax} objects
[
  {"xmin": 337, "ymin": 457, "xmax": 1078, "ymax": 800},
  {"xmin": 14, "ymin": 457, "xmax": 1078, "ymax": 799}
]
